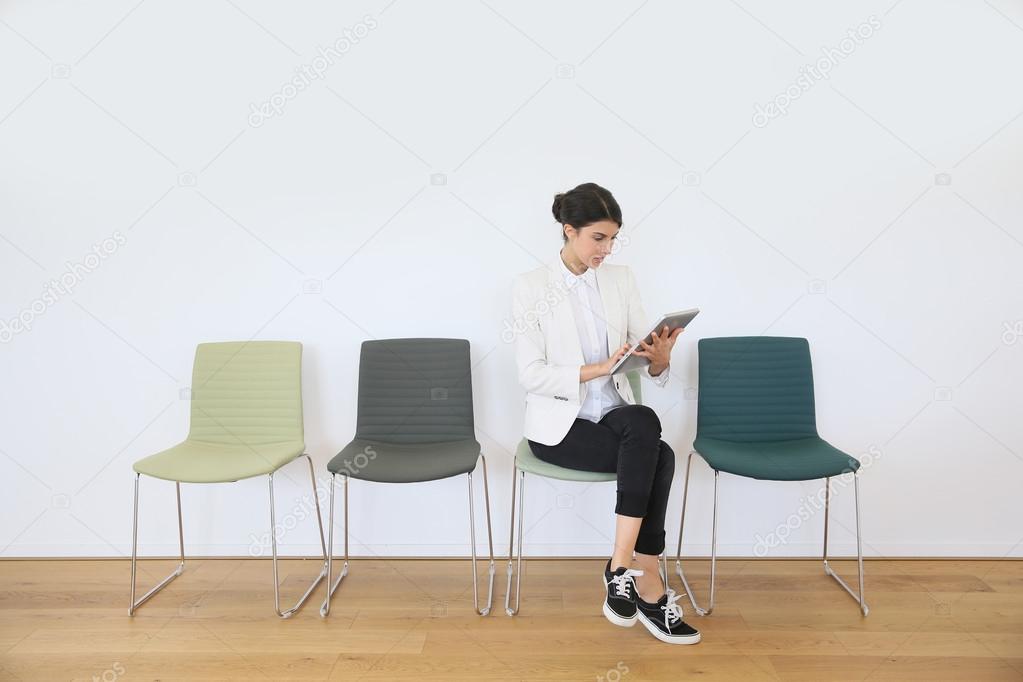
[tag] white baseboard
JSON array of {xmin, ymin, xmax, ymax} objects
[{"xmin": 3, "ymin": 542, "xmax": 1021, "ymax": 559}]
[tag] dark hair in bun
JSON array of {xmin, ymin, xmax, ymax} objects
[{"xmin": 551, "ymin": 182, "xmax": 622, "ymax": 243}]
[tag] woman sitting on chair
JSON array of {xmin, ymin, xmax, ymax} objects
[{"xmin": 510, "ymin": 182, "xmax": 700, "ymax": 645}]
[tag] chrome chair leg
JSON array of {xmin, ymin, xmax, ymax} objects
[
  {"xmin": 674, "ymin": 451, "xmax": 716, "ymax": 616},
  {"xmin": 320, "ymin": 472, "xmax": 349, "ymax": 617},
  {"xmin": 268, "ymin": 454, "xmax": 328, "ymax": 619},
  {"xmin": 468, "ymin": 454, "xmax": 496, "ymax": 616},
  {"xmin": 823, "ymin": 473, "xmax": 869, "ymax": 616},
  {"xmin": 505, "ymin": 468, "xmax": 525, "ymax": 616},
  {"xmin": 129, "ymin": 474, "xmax": 185, "ymax": 615},
  {"xmin": 503, "ymin": 464, "xmax": 664, "ymax": 617}
]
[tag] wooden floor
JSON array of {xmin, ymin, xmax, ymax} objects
[{"xmin": 0, "ymin": 558, "xmax": 1021, "ymax": 681}]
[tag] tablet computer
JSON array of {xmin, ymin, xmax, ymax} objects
[{"xmin": 610, "ymin": 308, "xmax": 700, "ymax": 375}]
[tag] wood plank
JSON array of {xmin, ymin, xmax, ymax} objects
[{"xmin": 0, "ymin": 558, "xmax": 1019, "ymax": 681}]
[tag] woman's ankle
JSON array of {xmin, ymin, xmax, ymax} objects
[
  {"xmin": 634, "ymin": 570, "xmax": 665, "ymax": 602},
  {"xmin": 610, "ymin": 553, "xmax": 632, "ymax": 571}
]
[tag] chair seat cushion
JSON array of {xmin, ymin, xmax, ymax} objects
[
  {"xmin": 133, "ymin": 439, "xmax": 305, "ymax": 483},
  {"xmin": 693, "ymin": 436, "xmax": 860, "ymax": 481},
  {"xmin": 327, "ymin": 438, "xmax": 481, "ymax": 483},
  {"xmin": 515, "ymin": 439, "xmax": 617, "ymax": 482}
]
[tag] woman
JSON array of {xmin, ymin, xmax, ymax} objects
[{"xmin": 510, "ymin": 182, "xmax": 700, "ymax": 645}]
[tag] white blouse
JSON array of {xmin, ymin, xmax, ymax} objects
[{"xmin": 557, "ymin": 255, "xmax": 669, "ymax": 422}]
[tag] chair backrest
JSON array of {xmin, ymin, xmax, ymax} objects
[
  {"xmin": 626, "ymin": 369, "xmax": 642, "ymax": 405},
  {"xmin": 187, "ymin": 341, "xmax": 304, "ymax": 445},
  {"xmin": 696, "ymin": 336, "xmax": 818, "ymax": 442},
  {"xmin": 355, "ymin": 338, "xmax": 476, "ymax": 444}
]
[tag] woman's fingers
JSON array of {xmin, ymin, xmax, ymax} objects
[{"xmin": 627, "ymin": 326, "xmax": 683, "ymax": 365}]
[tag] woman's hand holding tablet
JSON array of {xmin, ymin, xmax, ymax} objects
[{"xmin": 609, "ymin": 308, "xmax": 700, "ymax": 375}]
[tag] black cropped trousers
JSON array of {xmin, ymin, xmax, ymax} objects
[{"xmin": 527, "ymin": 404, "xmax": 675, "ymax": 555}]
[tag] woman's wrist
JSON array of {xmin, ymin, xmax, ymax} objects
[{"xmin": 580, "ymin": 363, "xmax": 607, "ymax": 382}]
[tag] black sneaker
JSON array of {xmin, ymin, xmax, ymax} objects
[
  {"xmin": 602, "ymin": 559, "xmax": 642, "ymax": 627},
  {"xmin": 636, "ymin": 588, "xmax": 701, "ymax": 644}
]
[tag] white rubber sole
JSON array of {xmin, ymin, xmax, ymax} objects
[
  {"xmin": 601, "ymin": 577, "xmax": 637, "ymax": 627},
  {"xmin": 602, "ymin": 600, "xmax": 638, "ymax": 627},
  {"xmin": 636, "ymin": 611, "xmax": 701, "ymax": 645}
]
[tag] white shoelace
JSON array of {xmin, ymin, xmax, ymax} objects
[
  {"xmin": 661, "ymin": 588, "xmax": 684, "ymax": 629},
  {"xmin": 609, "ymin": 568, "xmax": 644, "ymax": 598}
]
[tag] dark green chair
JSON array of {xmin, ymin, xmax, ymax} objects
[
  {"xmin": 674, "ymin": 336, "xmax": 868, "ymax": 616},
  {"xmin": 320, "ymin": 338, "xmax": 494, "ymax": 617}
]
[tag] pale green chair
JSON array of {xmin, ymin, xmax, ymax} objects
[
  {"xmin": 129, "ymin": 341, "xmax": 327, "ymax": 618},
  {"xmin": 505, "ymin": 370, "xmax": 669, "ymax": 616}
]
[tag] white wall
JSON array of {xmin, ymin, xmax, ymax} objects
[{"xmin": 1, "ymin": 0, "xmax": 1021, "ymax": 560}]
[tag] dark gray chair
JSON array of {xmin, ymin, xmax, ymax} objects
[{"xmin": 319, "ymin": 338, "xmax": 495, "ymax": 617}]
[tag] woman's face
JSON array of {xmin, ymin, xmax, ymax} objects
[{"xmin": 565, "ymin": 219, "xmax": 621, "ymax": 269}]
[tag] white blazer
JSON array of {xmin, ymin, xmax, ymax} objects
[{"xmin": 511, "ymin": 253, "xmax": 668, "ymax": 446}]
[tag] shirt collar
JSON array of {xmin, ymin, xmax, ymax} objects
[{"xmin": 557, "ymin": 253, "xmax": 597, "ymax": 289}]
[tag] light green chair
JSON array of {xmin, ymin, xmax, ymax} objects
[
  {"xmin": 129, "ymin": 341, "xmax": 328, "ymax": 618},
  {"xmin": 505, "ymin": 370, "xmax": 669, "ymax": 616},
  {"xmin": 674, "ymin": 336, "xmax": 868, "ymax": 617}
]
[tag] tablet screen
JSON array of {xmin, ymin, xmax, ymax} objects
[{"xmin": 610, "ymin": 308, "xmax": 700, "ymax": 375}]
